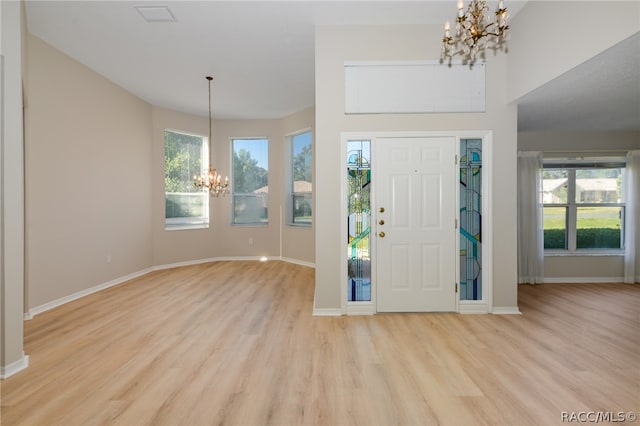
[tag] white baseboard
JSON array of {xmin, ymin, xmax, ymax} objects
[
  {"xmin": 208, "ymin": 256, "xmax": 269, "ymax": 262},
  {"xmin": 459, "ymin": 303, "xmax": 490, "ymax": 314},
  {"xmin": 152, "ymin": 256, "xmax": 314, "ymax": 271},
  {"xmin": 152, "ymin": 256, "xmax": 277, "ymax": 271},
  {"xmin": 544, "ymin": 277, "xmax": 624, "ymax": 283},
  {"xmin": 27, "ymin": 268, "xmax": 154, "ymax": 318},
  {"xmin": 492, "ymin": 306, "xmax": 522, "ymax": 315},
  {"xmin": 26, "ymin": 257, "xmax": 315, "ymax": 319},
  {"xmin": 1, "ymin": 353, "xmax": 29, "ymax": 379},
  {"xmin": 151, "ymin": 257, "xmax": 218, "ymax": 271},
  {"xmin": 280, "ymin": 257, "xmax": 315, "ymax": 268},
  {"xmin": 518, "ymin": 276, "xmax": 544, "ymax": 284},
  {"xmin": 312, "ymin": 308, "xmax": 343, "ymax": 317}
]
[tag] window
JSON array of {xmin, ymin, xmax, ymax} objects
[
  {"xmin": 543, "ymin": 158, "xmax": 625, "ymax": 252},
  {"xmin": 232, "ymin": 138, "xmax": 268, "ymax": 225},
  {"xmin": 288, "ymin": 130, "xmax": 312, "ymax": 225},
  {"xmin": 346, "ymin": 140, "xmax": 371, "ymax": 302},
  {"xmin": 164, "ymin": 130, "xmax": 208, "ymax": 229},
  {"xmin": 459, "ymin": 138, "xmax": 482, "ymax": 300}
]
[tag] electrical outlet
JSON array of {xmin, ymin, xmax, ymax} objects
[
  {"xmin": 106, "ymin": 255, "xmax": 112, "ymax": 264},
  {"xmin": 248, "ymin": 237, "xmax": 254, "ymax": 246}
]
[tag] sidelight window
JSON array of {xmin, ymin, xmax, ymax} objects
[{"xmin": 347, "ymin": 140, "xmax": 371, "ymax": 302}]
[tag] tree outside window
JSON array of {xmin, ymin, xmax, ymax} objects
[
  {"xmin": 164, "ymin": 130, "xmax": 208, "ymax": 229},
  {"xmin": 232, "ymin": 139, "xmax": 268, "ymax": 225}
]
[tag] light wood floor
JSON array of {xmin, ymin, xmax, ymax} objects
[{"xmin": 1, "ymin": 261, "xmax": 638, "ymax": 426}]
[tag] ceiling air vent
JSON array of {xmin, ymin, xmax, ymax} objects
[{"xmin": 135, "ymin": 6, "xmax": 176, "ymax": 23}]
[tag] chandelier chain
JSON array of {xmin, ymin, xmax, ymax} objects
[{"xmin": 194, "ymin": 76, "xmax": 229, "ymax": 197}]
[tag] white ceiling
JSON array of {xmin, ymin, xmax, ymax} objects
[{"xmin": 25, "ymin": 1, "xmax": 638, "ymax": 132}]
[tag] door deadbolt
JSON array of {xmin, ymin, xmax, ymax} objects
[
  {"xmin": 378, "ymin": 231, "xmax": 386, "ymax": 238},
  {"xmin": 379, "ymin": 207, "xmax": 385, "ymax": 213}
]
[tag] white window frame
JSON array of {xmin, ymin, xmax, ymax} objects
[
  {"xmin": 164, "ymin": 129, "xmax": 209, "ymax": 231},
  {"xmin": 543, "ymin": 157, "xmax": 626, "ymax": 255},
  {"xmin": 231, "ymin": 138, "xmax": 269, "ymax": 226},
  {"xmin": 286, "ymin": 129, "xmax": 313, "ymax": 227}
]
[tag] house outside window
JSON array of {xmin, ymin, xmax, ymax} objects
[
  {"xmin": 164, "ymin": 130, "xmax": 209, "ymax": 230},
  {"xmin": 543, "ymin": 158, "xmax": 625, "ymax": 252},
  {"xmin": 288, "ymin": 130, "xmax": 312, "ymax": 225},
  {"xmin": 232, "ymin": 138, "xmax": 269, "ymax": 225}
]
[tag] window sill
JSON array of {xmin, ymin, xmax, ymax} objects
[
  {"xmin": 544, "ymin": 251, "xmax": 624, "ymax": 257},
  {"xmin": 287, "ymin": 223, "xmax": 312, "ymax": 228},
  {"xmin": 165, "ymin": 224, "xmax": 209, "ymax": 231}
]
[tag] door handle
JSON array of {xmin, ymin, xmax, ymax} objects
[
  {"xmin": 378, "ymin": 231, "xmax": 386, "ymax": 238},
  {"xmin": 379, "ymin": 220, "xmax": 385, "ymax": 225}
]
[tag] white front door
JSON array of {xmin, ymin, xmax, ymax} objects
[{"xmin": 375, "ymin": 137, "xmax": 457, "ymax": 312}]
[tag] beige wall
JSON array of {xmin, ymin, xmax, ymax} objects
[
  {"xmin": 151, "ymin": 106, "xmax": 315, "ymax": 266},
  {"xmin": 281, "ymin": 107, "xmax": 315, "ymax": 264},
  {"xmin": 508, "ymin": 1, "xmax": 640, "ymax": 102},
  {"xmin": 1, "ymin": 0, "xmax": 27, "ymax": 373},
  {"xmin": 151, "ymin": 106, "xmax": 214, "ymax": 266},
  {"xmin": 152, "ymin": 108, "xmax": 281, "ymax": 264},
  {"xmin": 545, "ymin": 256, "xmax": 625, "ymax": 282},
  {"xmin": 24, "ymin": 35, "xmax": 316, "ymax": 315},
  {"xmin": 25, "ymin": 35, "xmax": 153, "ymax": 309},
  {"xmin": 314, "ymin": 25, "xmax": 518, "ymax": 311},
  {"xmin": 519, "ymin": 131, "xmax": 640, "ymax": 152},
  {"xmin": 23, "ymin": 38, "xmax": 314, "ymax": 309},
  {"xmin": 213, "ymin": 119, "xmax": 283, "ymax": 258}
]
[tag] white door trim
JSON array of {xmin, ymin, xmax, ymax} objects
[{"xmin": 340, "ymin": 131, "xmax": 493, "ymax": 315}]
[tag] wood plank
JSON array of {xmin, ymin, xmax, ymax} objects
[{"xmin": 2, "ymin": 263, "xmax": 638, "ymax": 425}]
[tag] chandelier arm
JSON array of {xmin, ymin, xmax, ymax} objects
[{"xmin": 440, "ymin": 0, "xmax": 509, "ymax": 64}]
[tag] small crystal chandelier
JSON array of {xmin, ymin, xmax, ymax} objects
[
  {"xmin": 441, "ymin": 0, "xmax": 509, "ymax": 64},
  {"xmin": 194, "ymin": 76, "xmax": 229, "ymax": 197}
]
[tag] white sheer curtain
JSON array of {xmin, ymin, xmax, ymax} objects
[
  {"xmin": 518, "ymin": 151, "xmax": 544, "ymax": 284},
  {"xmin": 624, "ymin": 150, "xmax": 640, "ymax": 284}
]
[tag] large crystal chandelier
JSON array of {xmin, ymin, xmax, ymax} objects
[
  {"xmin": 194, "ymin": 76, "xmax": 229, "ymax": 197},
  {"xmin": 441, "ymin": 0, "xmax": 509, "ymax": 64}
]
